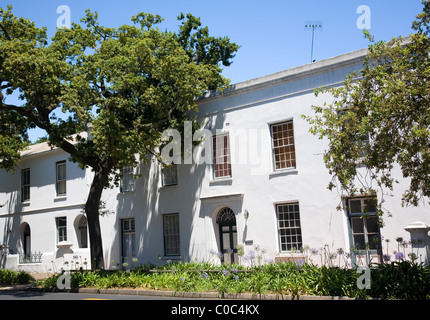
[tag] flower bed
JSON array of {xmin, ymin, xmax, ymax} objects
[{"xmin": 36, "ymin": 260, "xmax": 430, "ymax": 299}]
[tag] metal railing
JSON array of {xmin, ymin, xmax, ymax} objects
[{"xmin": 19, "ymin": 251, "xmax": 43, "ymax": 264}]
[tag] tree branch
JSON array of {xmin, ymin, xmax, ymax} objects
[{"xmin": 0, "ymin": 22, "xmax": 11, "ymax": 41}]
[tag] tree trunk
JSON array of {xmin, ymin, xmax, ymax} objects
[{"xmin": 85, "ymin": 166, "xmax": 110, "ymax": 270}]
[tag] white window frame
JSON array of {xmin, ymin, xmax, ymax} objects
[
  {"xmin": 21, "ymin": 168, "xmax": 30, "ymax": 202},
  {"xmin": 56, "ymin": 161, "xmax": 67, "ymax": 196},
  {"xmin": 161, "ymin": 164, "xmax": 178, "ymax": 186},
  {"xmin": 163, "ymin": 213, "xmax": 180, "ymax": 256},
  {"xmin": 270, "ymin": 120, "xmax": 297, "ymax": 172},
  {"xmin": 212, "ymin": 133, "xmax": 232, "ymax": 179},
  {"xmin": 276, "ymin": 202, "xmax": 302, "ymax": 252},
  {"xmin": 56, "ymin": 217, "xmax": 67, "ymax": 243},
  {"xmin": 120, "ymin": 166, "xmax": 135, "ymax": 193},
  {"xmin": 121, "ymin": 218, "xmax": 136, "ymax": 259}
]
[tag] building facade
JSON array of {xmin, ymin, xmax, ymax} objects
[{"xmin": 1, "ymin": 47, "xmax": 429, "ymax": 273}]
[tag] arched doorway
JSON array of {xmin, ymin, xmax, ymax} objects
[{"xmin": 216, "ymin": 207, "xmax": 238, "ymax": 264}]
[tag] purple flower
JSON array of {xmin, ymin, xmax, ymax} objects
[
  {"xmin": 309, "ymin": 248, "xmax": 319, "ymax": 255},
  {"xmin": 395, "ymin": 252, "xmax": 404, "ymax": 261},
  {"xmin": 383, "ymin": 254, "xmax": 391, "ymax": 262},
  {"xmin": 222, "ymin": 270, "xmax": 230, "ymax": 276},
  {"xmin": 201, "ymin": 272, "xmax": 208, "ymax": 279},
  {"xmin": 295, "ymin": 259, "xmax": 305, "ymax": 269}
]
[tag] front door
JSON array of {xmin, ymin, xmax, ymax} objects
[{"xmin": 217, "ymin": 207, "xmax": 238, "ymax": 264}]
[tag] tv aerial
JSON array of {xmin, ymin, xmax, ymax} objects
[{"xmin": 304, "ymin": 21, "xmax": 323, "ymax": 63}]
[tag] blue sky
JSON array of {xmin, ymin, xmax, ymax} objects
[{"xmin": 3, "ymin": 0, "xmax": 425, "ymax": 141}]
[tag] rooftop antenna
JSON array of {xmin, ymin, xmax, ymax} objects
[{"xmin": 304, "ymin": 21, "xmax": 323, "ymax": 63}]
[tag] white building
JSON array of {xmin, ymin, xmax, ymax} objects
[{"xmin": 1, "ymin": 47, "xmax": 429, "ymax": 273}]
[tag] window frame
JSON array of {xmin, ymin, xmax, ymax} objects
[
  {"xmin": 78, "ymin": 216, "xmax": 88, "ymax": 249},
  {"xmin": 270, "ymin": 120, "xmax": 297, "ymax": 172},
  {"xmin": 56, "ymin": 217, "xmax": 67, "ymax": 243},
  {"xmin": 212, "ymin": 133, "xmax": 232, "ymax": 179},
  {"xmin": 275, "ymin": 202, "xmax": 303, "ymax": 252},
  {"xmin": 163, "ymin": 213, "xmax": 180, "ymax": 256},
  {"xmin": 21, "ymin": 168, "xmax": 30, "ymax": 203},
  {"xmin": 56, "ymin": 161, "xmax": 67, "ymax": 196},
  {"xmin": 346, "ymin": 196, "xmax": 382, "ymax": 263},
  {"xmin": 120, "ymin": 166, "xmax": 136, "ymax": 193},
  {"xmin": 161, "ymin": 164, "xmax": 178, "ymax": 187},
  {"xmin": 121, "ymin": 218, "xmax": 136, "ymax": 259}
]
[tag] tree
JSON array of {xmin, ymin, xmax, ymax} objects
[
  {"xmin": 0, "ymin": 6, "xmax": 238, "ymax": 269},
  {"xmin": 304, "ymin": 0, "xmax": 430, "ymax": 216}
]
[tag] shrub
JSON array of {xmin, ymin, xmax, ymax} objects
[
  {"xmin": 35, "ymin": 260, "xmax": 430, "ymax": 299},
  {"xmin": 0, "ymin": 269, "xmax": 34, "ymax": 285}
]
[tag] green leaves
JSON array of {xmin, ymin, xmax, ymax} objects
[
  {"xmin": 0, "ymin": 6, "xmax": 238, "ymax": 180},
  {"xmin": 304, "ymin": 2, "xmax": 430, "ymax": 208}
]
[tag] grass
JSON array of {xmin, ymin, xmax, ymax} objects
[{"xmin": 35, "ymin": 260, "xmax": 430, "ymax": 299}]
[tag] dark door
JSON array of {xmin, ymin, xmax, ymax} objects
[{"xmin": 217, "ymin": 207, "xmax": 238, "ymax": 264}]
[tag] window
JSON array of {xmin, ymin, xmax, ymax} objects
[
  {"xmin": 78, "ymin": 216, "xmax": 88, "ymax": 248},
  {"xmin": 162, "ymin": 164, "xmax": 178, "ymax": 186},
  {"xmin": 56, "ymin": 217, "xmax": 67, "ymax": 243},
  {"xmin": 347, "ymin": 197, "xmax": 381, "ymax": 251},
  {"xmin": 56, "ymin": 161, "xmax": 67, "ymax": 196},
  {"xmin": 276, "ymin": 202, "xmax": 302, "ymax": 252},
  {"xmin": 271, "ymin": 121, "xmax": 296, "ymax": 171},
  {"xmin": 120, "ymin": 166, "xmax": 135, "ymax": 193},
  {"xmin": 163, "ymin": 214, "xmax": 180, "ymax": 256},
  {"xmin": 121, "ymin": 218, "xmax": 136, "ymax": 258},
  {"xmin": 21, "ymin": 168, "xmax": 30, "ymax": 202},
  {"xmin": 212, "ymin": 134, "xmax": 232, "ymax": 179}
]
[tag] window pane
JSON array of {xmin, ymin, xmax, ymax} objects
[
  {"xmin": 366, "ymin": 216, "xmax": 379, "ymax": 233},
  {"xmin": 163, "ymin": 214, "xmax": 180, "ymax": 256},
  {"xmin": 271, "ymin": 121, "xmax": 296, "ymax": 170},
  {"xmin": 56, "ymin": 217, "xmax": 67, "ymax": 242},
  {"xmin": 349, "ymin": 199, "xmax": 362, "ymax": 214},
  {"xmin": 21, "ymin": 169, "xmax": 30, "ymax": 202},
  {"xmin": 276, "ymin": 203, "xmax": 302, "ymax": 252},
  {"xmin": 364, "ymin": 198, "xmax": 377, "ymax": 213},
  {"xmin": 58, "ymin": 181, "xmax": 66, "ymax": 195},
  {"xmin": 120, "ymin": 166, "xmax": 135, "ymax": 192},
  {"xmin": 162, "ymin": 164, "xmax": 178, "ymax": 186},
  {"xmin": 367, "ymin": 233, "xmax": 380, "ymax": 250},
  {"xmin": 351, "ymin": 217, "xmax": 364, "ymax": 234},
  {"xmin": 56, "ymin": 162, "xmax": 67, "ymax": 195},
  {"xmin": 213, "ymin": 135, "xmax": 232, "ymax": 178},
  {"xmin": 353, "ymin": 235, "xmax": 366, "ymax": 250},
  {"xmin": 122, "ymin": 218, "xmax": 136, "ymax": 258}
]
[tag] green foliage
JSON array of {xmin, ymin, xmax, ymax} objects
[
  {"xmin": 35, "ymin": 260, "xmax": 430, "ymax": 299},
  {"xmin": 1, "ymin": 5, "xmax": 238, "ymax": 269},
  {"xmin": 369, "ymin": 261, "xmax": 430, "ymax": 299},
  {"xmin": 303, "ymin": 1, "xmax": 430, "ymax": 208},
  {"xmin": 0, "ymin": 269, "xmax": 34, "ymax": 285}
]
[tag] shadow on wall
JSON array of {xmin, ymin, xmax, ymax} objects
[{"xmin": 111, "ymin": 115, "xmax": 223, "ymax": 266}]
